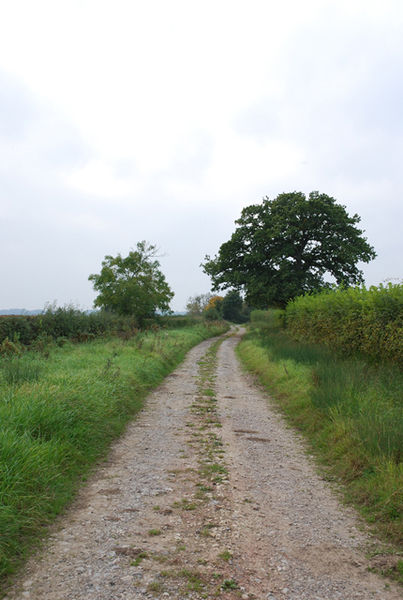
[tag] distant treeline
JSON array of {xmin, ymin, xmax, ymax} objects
[{"xmin": 0, "ymin": 307, "xmax": 202, "ymax": 350}]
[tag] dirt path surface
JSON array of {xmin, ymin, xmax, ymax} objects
[{"xmin": 6, "ymin": 331, "xmax": 400, "ymax": 600}]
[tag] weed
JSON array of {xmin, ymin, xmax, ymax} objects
[
  {"xmin": 148, "ymin": 529, "xmax": 161, "ymax": 536},
  {"xmin": 131, "ymin": 551, "xmax": 148, "ymax": 566},
  {"xmin": 197, "ymin": 483, "xmax": 212, "ymax": 492},
  {"xmin": 147, "ymin": 581, "xmax": 163, "ymax": 593},
  {"xmin": 182, "ymin": 501, "xmax": 197, "ymax": 511},
  {"xmin": 178, "ymin": 568, "xmax": 205, "ymax": 592},
  {"xmin": 200, "ymin": 522, "xmax": 217, "ymax": 537}
]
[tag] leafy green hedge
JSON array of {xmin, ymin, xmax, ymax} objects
[
  {"xmin": 0, "ymin": 308, "xmax": 214, "ymax": 351},
  {"xmin": 285, "ymin": 283, "xmax": 403, "ymax": 366},
  {"xmin": 161, "ymin": 315, "xmax": 202, "ymax": 329},
  {"xmin": 0, "ymin": 308, "xmax": 140, "ymax": 347}
]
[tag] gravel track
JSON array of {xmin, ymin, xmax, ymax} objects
[{"xmin": 5, "ymin": 331, "xmax": 400, "ymax": 600}]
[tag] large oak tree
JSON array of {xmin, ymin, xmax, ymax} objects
[{"xmin": 202, "ymin": 191, "xmax": 376, "ymax": 307}]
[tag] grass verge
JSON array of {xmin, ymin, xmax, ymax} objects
[
  {"xmin": 237, "ymin": 326, "xmax": 402, "ymax": 582},
  {"xmin": 0, "ymin": 322, "xmax": 228, "ymax": 585}
]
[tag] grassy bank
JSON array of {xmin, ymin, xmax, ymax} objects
[
  {"xmin": 237, "ymin": 317, "xmax": 402, "ymax": 578},
  {"xmin": 0, "ymin": 322, "xmax": 228, "ymax": 583}
]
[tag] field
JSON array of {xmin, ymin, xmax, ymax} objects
[{"xmin": 0, "ymin": 321, "xmax": 228, "ymax": 581}]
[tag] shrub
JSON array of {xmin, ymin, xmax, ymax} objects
[{"xmin": 0, "ymin": 308, "xmax": 140, "ymax": 348}]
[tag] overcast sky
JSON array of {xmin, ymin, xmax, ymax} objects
[{"xmin": 1, "ymin": 0, "xmax": 402, "ymax": 311}]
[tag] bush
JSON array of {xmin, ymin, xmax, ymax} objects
[{"xmin": 204, "ymin": 307, "xmax": 221, "ymax": 321}]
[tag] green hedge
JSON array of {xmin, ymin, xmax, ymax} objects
[
  {"xmin": 285, "ymin": 283, "xmax": 403, "ymax": 366},
  {"xmin": 0, "ymin": 308, "xmax": 139, "ymax": 348}
]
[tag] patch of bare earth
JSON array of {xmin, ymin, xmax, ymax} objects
[{"xmin": 5, "ymin": 332, "xmax": 400, "ymax": 599}]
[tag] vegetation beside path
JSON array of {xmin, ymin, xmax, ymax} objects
[
  {"xmin": 237, "ymin": 310, "xmax": 402, "ymax": 582},
  {"xmin": 0, "ymin": 322, "xmax": 228, "ymax": 584}
]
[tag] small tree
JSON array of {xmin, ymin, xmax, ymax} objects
[
  {"xmin": 204, "ymin": 295, "xmax": 224, "ymax": 313},
  {"xmin": 203, "ymin": 295, "xmax": 224, "ymax": 321},
  {"xmin": 186, "ymin": 293, "xmax": 212, "ymax": 315},
  {"xmin": 88, "ymin": 241, "xmax": 174, "ymax": 324}
]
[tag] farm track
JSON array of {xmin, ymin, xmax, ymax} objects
[{"xmin": 5, "ymin": 330, "xmax": 400, "ymax": 600}]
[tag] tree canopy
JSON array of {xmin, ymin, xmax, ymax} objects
[
  {"xmin": 202, "ymin": 191, "xmax": 376, "ymax": 307},
  {"xmin": 221, "ymin": 290, "xmax": 245, "ymax": 322},
  {"xmin": 89, "ymin": 241, "xmax": 174, "ymax": 323},
  {"xmin": 186, "ymin": 293, "xmax": 213, "ymax": 316}
]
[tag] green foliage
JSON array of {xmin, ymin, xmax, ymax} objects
[
  {"xmin": 0, "ymin": 322, "xmax": 228, "ymax": 582},
  {"xmin": 0, "ymin": 317, "xmax": 39, "ymax": 347},
  {"xmin": 286, "ymin": 283, "xmax": 403, "ymax": 366},
  {"xmin": 250, "ymin": 308, "xmax": 285, "ymax": 331},
  {"xmin": 89, "ymin": 241, "xmax": 174, "ymax": 323},
  {"xmin": 204, "ymin": 307, "xmax": 221, "ymax": 321},
  {"xmin": 0, "ymin": 306, "xmax": 139, "ymax": 348},
  {"xmin": 0, "ymin": 356, "xmax": 42, "ymax": 385},
  {"xmin": 221, "ymin": 579, "xmax": 238, "ymax": 590},
  {"xmin": 221, "ymin": 290, "xmax": 248, "ymax": 323},
  {"xmin": 162, "ymin": 315, "xmax": 202, "ymax": 329},
  {"xmin": 203, "ymin": 191, "xmax": 376, "ymax": 307},
  {"xmin": 204, "ymin": 295, "xmax": 224, "ymax": 314},
  {"xmin": 238, "ymin": 319, "xmax": 403, "ymax": 547},
  {"xmin": 186, "ymin": 293, "xmax": 212, "ymax": 315},
  {"xmin": 0, "ymin": 337, "xmax": 23, "ymax": 357}
]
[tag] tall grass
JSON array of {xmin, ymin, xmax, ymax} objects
[
  {"xmin": 239, "ymin": 312, "xmax": 403, "ymax": 550},
  {"xmin": 0, "ymin": 356, "xmax": 43, "ymax": 385},
  {"xmin": 0, "ymin": 322, "xmax": 228, "ymax": 584}
]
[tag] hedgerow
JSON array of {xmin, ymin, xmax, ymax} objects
[
  {"xmin": 0, "ymin": 307, "xmax": 141, "ymax": 348},
  {"xmin": 285, "ymin": 283, "xmax": 403, "ymax": 366}
]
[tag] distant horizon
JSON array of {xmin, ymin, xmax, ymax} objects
[
  {"xmin": 0, "ymin": 307, "xmax": 188, "ymax": 316},
  {"xmin": 1, "ymin": 276, "xmax": 402, "ymax": 316}
]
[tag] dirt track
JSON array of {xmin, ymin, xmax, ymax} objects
[{"xmin": 6, "ymin": 331, "xmax": 400, "ymax": 599}]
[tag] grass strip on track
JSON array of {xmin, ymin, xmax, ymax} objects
[{"xmin": 0, "ymin": 322, "xmax": 229, "ymax": 585}]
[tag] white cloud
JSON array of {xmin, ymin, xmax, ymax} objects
[{"xmin": 0, "ymin": 0, "xmax": 402, "ymax": 310}]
